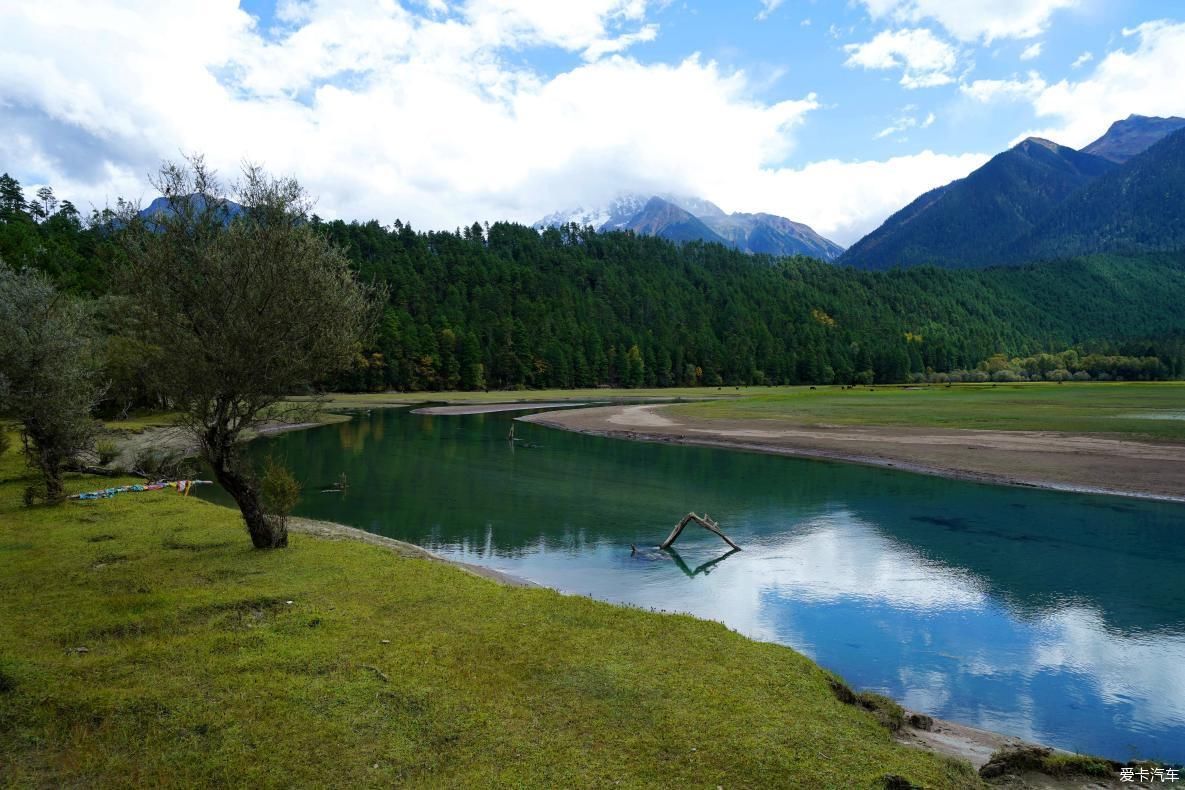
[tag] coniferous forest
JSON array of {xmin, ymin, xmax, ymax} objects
[{"xmin": 2, "ymin": 173, "xmax": 1184, "ymax": 400}]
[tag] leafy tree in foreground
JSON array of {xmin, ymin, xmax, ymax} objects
[
  {"xmin": 120, "ymin": 157, "xmax": 378, "ymax": 548},
  {"xmin": 0, "ymin": 265, "xmax": 101, "ymax": 502}
]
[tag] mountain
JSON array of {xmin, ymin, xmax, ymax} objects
[
  {"xmin": 617, "ymin": 196, "xmax": 733, "ymax": 245},
  {"xmin": 697, "ymin": 210, "xmax": 845, "ymax": 260},
  {"xmin": 533, "ymin": 194, "xmax": 648, "ymax": 233},
  {"xmin": 1011, "ymin": 125, "xmax": 1185, "ymax": 260},
  {"xmin": 839, "ymin": 138, "xmax": 1115, "ymax": 270},
  {"xmin": 534, "ymin": 193, "xmax": 844, "ymax": 260},
  {"xmin": 839, "ymin": 115, "xmax": 1185, "ymax": 271},
  {"xmin": 1081, "ymin": 114, "xmax": 1185, "ymax": 163},
  {"xmin": 138, "ymin": 194, "xmax": 244, "ymax": 224}
]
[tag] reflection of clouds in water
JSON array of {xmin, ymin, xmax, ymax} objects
[
  {"xmin": 896, "ymin": 668, "xmax": 951, "ymax": 713},
  {"xmin": 751, "ymin": 511, "xmax": 990, "ymax": 611},
  {"xmin": 442, "ymin": 505, "xmax": 1185, "ymax": 757},
  {"xmin": 1032, "ymin": 607, "xmax": 1185, "ymax": 730},
  {"xmin": 676, "ymin": 510, "xmax": 1185, "ymax": 744}
]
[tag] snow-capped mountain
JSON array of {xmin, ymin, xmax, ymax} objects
[{"xmin": 534, "ymin": 193, "xmax": 844, "ymax": 260}]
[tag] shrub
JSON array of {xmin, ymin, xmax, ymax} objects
[
  {"xmin": 96, "ymin": 438, "xmax": 120, "ymax": 465},
  {"xmin": 133, "ymin": 448, "xmax": 194, "ymax": 480},
  {"xmin": 260, "ymin": 457, "xmax": 301, "ymax": 530},
  {"xmin": 855, "ymin": 691, "xmax": 906, "ymax": 732}
]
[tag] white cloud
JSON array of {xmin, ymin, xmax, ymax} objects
[
  {"xmin": 755, "ymin": 0, "xmax": 783, "ymax": 22},
  {"xmin": 1071, "ymin": 51, "xmax": 1093, "ymax": 68},
  {"xmin": 960, "ymin": 71, "xmax": 1047, "ymax": 103},
  {"xmin": 844, "ymin": 28, "xmax": 958, "ymax": 89},
  {"xmin": 1022, "ymin": 20, "xmax": 1185, "ymax": 147},
  {"xmin": 0, "ymin": 0, "xmax": 986, "ymax": 247},
  {"xmin": 706, "ymin": 150, "xmax": 987, "ymax": 244},
  {"xmin": 873, "ymin": 107, "xmax": 936, "ymax": 140},
  {"xmin": 1019, "ymin": 41, "xmax": 1042, "ymax": 61},
  {"xmin": 857, "ymin": 0, "xmax": 1080, "ymax": 43}
]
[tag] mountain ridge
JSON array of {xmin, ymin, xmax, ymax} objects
[
  {"xmin": 839, "ymin": 137, "xmax": 1114, "ymax": 269},
  {"xmin": 535, "ymin": 193, "xmax": 844, "ymax": 260},
  {"xmin": 839, "ymin": 115, "xmax": 1185, "ymax": 270},
  {"xmin": 1081, "ymin": 114, "xmax": 1185, "ymax": 163}
]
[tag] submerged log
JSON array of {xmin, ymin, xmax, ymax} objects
[{"xmin": 660, "ymin": 512, "xmax": 741, "ymax": 551}]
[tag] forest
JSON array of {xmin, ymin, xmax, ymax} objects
[{"xmin": 2, "ymin": 172, "xmax": 1184, "ymax": 400}]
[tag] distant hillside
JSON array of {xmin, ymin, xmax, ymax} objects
[
  {"xmin": 840, "ymin": 115, "xmax": 1185, "ymax": 270},
  {"xmin": 1013, "ymin": 126, "xmax": 1185, "ymax": 260},
  {"xmin": 535, "ymin": 193, "xmax": 843, "ymax": 260},
  {"xmin": 839, "ymin": 138, "xmax": 1114, "ymax": 270},
  {"xmin": 1081, "ymin": 114, "xmax": 1185, "ymax": 163}
]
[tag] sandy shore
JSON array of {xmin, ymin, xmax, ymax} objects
[{"xmin": 521, "ymin": 403, "xmax": 1185, "ymax": 502}]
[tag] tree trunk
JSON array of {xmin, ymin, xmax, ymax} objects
[
  {"xmin": 42, "ymin": 461, "xmax": 64, "ymax": 503},
  {"xmin": 26, "ymin": 426, "xmax": 64, "ymax": 503},
  {"xmin": 213, "ymin": 459, "xmax": 287, "ymax": 549}
]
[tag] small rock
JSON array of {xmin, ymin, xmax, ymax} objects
[
  {"xmin": 69, "ymin": 646, "xmax": 89, "ymax": 654},
  {"xmin": 907, "ymin": 713, "xmax": 934, "ymax": 731}
]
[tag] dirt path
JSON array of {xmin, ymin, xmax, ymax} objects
[{"xmin": 520, "ymin": 404, "xmax": 1185, "ymax": 501}]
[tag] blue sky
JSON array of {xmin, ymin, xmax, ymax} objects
[{"xmin": 3, "ymin": 1, "xmax": 1185, "ymax": 244}]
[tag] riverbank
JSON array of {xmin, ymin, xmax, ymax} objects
[
  {"xmin": 520, "ymin": 403, "xmax": 1185, "ymax": 501},
  {"xmin": 273, "ymin": 519, "xmax": 1140, "ymax": 789},
  {"xmin": 0, "ymin": 438, "xmax": 981, "ymax": 788}
]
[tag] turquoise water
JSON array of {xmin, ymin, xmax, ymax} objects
[{"xmin": 210, "ymin": 407, "xmax": 1185, "ymax": 763}]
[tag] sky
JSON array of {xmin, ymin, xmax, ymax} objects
[{"xmin": 3, "ymin": 0, "xmax": 1185, "ymax": 245}]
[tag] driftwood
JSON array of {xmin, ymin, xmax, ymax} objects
[
  {"xmin": 660, "ymin": 512, "xmax": 741, "ymax": 551},
  {"xmin": 63, "ymin": 462, "xmax": 122, "ymax": 478}
]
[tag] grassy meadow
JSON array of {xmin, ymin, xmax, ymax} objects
[
  {"xmin": 0, "ymin": 430, "xmax": 980, "ymax": 788},
  {"xmin": 300, "ymin": 381, "xmax": 1185, "ymax": 441},
  {"xmin": 658, "ymin": 382, "xmax": 1185, "ymax": 441}
]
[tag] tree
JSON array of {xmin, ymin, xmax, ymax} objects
[
  {"xmin": 624, "ymin": 344, "xmax": 645, "ymax": 388},
  {"xmin": 119, "ymin": 157, "xmax": 379, "ymax": 548},
  {"xmin": 0, "ymin": 266, "xmax": 101, "ymax": 501}
]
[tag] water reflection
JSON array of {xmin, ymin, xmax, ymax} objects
[
  {"xmin": 666, "ymin": 545, "xmax": 740, "ymax": 577},
  {"xmin": 206, "ymin": 409, "xmax": 1185, "ymax": 763}
]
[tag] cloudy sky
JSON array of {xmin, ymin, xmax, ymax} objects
[{"xmin": 3, "ymin": 0, "xmax": 1184, "ymax": 245}]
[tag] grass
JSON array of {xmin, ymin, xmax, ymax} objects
[
  {"xmin": 666, "ymin": 382, "xmax": 1185, "ymax": 441},
  {"xmin": 979, "ymin": 745, "xmax": 1114, "ymax": 780},
  {"xmin": 0, "ymin": 432, "xmax": 981, "ymax": 788}
]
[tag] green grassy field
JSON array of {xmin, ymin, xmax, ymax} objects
[
  {"xmin": 295, "ymin": 382, "xmax": 1185, "ymax": 441},
  {"xmin": 666, "ymin": 382, "xmax": 1185, "ymax": 441},
  {"xmin": 0, "ymin": 432, "xmax": 979, "ymax": 788}
]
